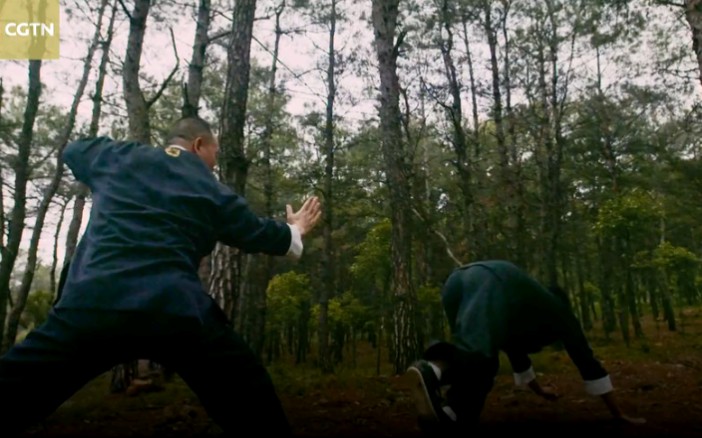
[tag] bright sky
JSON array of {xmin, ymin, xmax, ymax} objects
[
  {"xmin": 3, "ymin": 0, "xmax": 377, "ymax": 267},
  {"xmin": 0, "ymin": 0, "xmax": 696, "ymax": 270}
]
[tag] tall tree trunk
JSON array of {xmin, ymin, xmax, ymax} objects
[
  {"xmin": 613, "ymin": 239, "xmax": 630, "ymax": 347},
  {"xmin": 182, "ymin": 0, "xmax": 214, "ymax": 295},
  {"xmin": 500, "ymin": 0, "xmax": 528, "ymax": 270},
  {"xmin": 414, "ymin": 85, "xmax": 434, "ymax": 283},
  {"xmin": 319, "ymin": 0, "xmax": 337, "ymax": 374},
  {"xmin": 438, "ymin": 0, "xmax": 474, "ymax": 260},
  {"xmin": 207, "ymin": 243, "xmax": 237, "ymax": 316},
  {"xmin": 49, "ymin": 199, "xmax": 68, "ymax": 297},
  {"xmin": 182, "ymin": 0, "xmax": 211, "ymax": 117},
  {"xmin": 659, "ymin": 269, "xmax": 677, "ymax": 331},
  {"xmin": 483, "ymin": 1, "xmax": 517, "ymax": 263},
  {"xmin": 61, "ymin": 0, "xmax": 117, "ymax": 289},
  {"xmin": 123, "ymin": 0, "xmax": 151, "ymax": 144},
  {"xmin": 684, "ymin": 0, "xmax": 702, "ymax": 89},
  {"xmin": 626, "ymin": 266, "xmax": 643, "ymax": 337},
  {"xmin": 2, "ymin": 0, "xmax": 107, "ymax": 353},
  {"xmin": 372, "ymin": 0, "xmax": 420, "ymax": 374},
  {"xmin": 575, "ymin": 247, "xmax": 592, "ymax": 331},
  {"xmin": 623, "ymin": 237, "xmax": 643, "ymax": 338},
  {"xmin": 460, "ymin": 13, "xmax": 489, "ymax": 258},
  {"xmin": 597, "ymin": 236, "xmax": 617, "ymax": 336},
  {"xmin": 220, "ymin": 0, "xmax": 256, "ymax": 198},
  {"xmin": 647, "ymin": 269, "xmax": 660, "ymax": 320},
  {"xmin": 251, "ymin": 0, "xmax": 285, "ymax": 360},
  {"xmin": 211, "ymin": 0, "xmax": 257, "ymax": 325},
  {"xmin": 0, "ymin": 60, "xmax": 42, "ymax": 346},
  {"xmin": 113, "ymin": 0, "xmax": 153, "ymax": 392},
  {"xmin": 545, "ymin": 1, "xmax": 565, "ymax": 287},
  {"xmin": 236, "ymin": 253, "xmax": 253, "ymax": 335},
  {"xmin": 296, "ymin": 300, "xmax": 310, "ymax": 364}
]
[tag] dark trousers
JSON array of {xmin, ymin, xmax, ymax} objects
[
  {"xmin": 422, "ymin": 265, "xmax": 506, "ymax": 431},
  {"xmin": 423, "ymin": 341, "xmax": 500, "ymax": 431},
  {"xmin": 0, "ymin": 303, "xmax": 291, "ymax": 437}
]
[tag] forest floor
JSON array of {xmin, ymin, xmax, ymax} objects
[{"xmin": 18, "ymin": 308, "xmax": 702, "ymax": 437}]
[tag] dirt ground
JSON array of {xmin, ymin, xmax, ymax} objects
[
  {"xmin": 17, "ymin": 354, "xmax": 702, "ymax": 437},
  {"xmin": 17, "ymin": 314, "xmax": 702, "ymax": 438}
]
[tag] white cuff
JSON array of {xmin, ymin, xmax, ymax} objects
[
  {"xmin": 286, "ymin": 224, "xmax": 303, "ymax": 259},
  {"xmin": 584, "ymin": 375, "xmax": 613, "ymax": 396},
  {"xmin": 513, "ymin": 366, "xmax": 536, "ymax": 386}
]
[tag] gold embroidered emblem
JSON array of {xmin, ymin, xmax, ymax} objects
[{"xmin": 164, "ymin": 146, "xmax": 181, "ymax": 157}]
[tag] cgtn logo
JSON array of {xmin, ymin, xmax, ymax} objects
[
  {"xmin": 0, "ymin": 0, "xmax": 60, "ymax": 60},
  {"xmin": 4, "ymin": 22, "xmax": 56, "ymax": 37}
]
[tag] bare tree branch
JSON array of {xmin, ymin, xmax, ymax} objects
[
  {"xmin": 207, "ymin": 29, "xmax": 231, "ymax": 44},
  {"xmin": 116, "ymin": 0, "xmax": 132, "ymax": 19},
  {"xmin": 146, "ymin": 28, "xmax": 180, "ymax": 109},
  {"xmin": 655, "ymin": 0, "xmax": 685, "ymax": 7},
  {"xmin": 411, "ymin": 207, "xmax": 463, "ymax": 267}
]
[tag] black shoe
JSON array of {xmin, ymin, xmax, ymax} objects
[{"xmin": 407, "ymin": 360, "xmax": 455, "ymax": 427}]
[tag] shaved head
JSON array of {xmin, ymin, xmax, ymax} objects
[
  {"xmin": 166, "ymin": 116, "xmax": 215, "ymax": 144},
  {"xmin": 166, "ymin": 116, "xmax": 220, "ymax": 170}
]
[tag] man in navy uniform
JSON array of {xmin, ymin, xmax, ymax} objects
[
  {"xmin": 407, "ymin": 260, "xmax": 645, "ymax": 435},
  {"xmin": 0, "ymin": 116, "xmax": 321, "ymax": 437}
]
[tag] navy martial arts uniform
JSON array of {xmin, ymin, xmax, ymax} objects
[
  {"xmin": 0, "ymin": 137, "xmax": 302, "ymax": 436},
  {"xmin": 422, "ymin": 260, "xmax": 612, "ymax": 429}
]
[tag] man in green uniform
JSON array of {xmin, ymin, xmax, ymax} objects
[{"xmin": 408, "ymin": 260, "xmax": 645, "ymax": 434}]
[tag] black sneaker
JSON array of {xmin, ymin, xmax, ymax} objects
[{"xmin": 407, "ymin": 360, "xmax": 455, "ymax": 427}]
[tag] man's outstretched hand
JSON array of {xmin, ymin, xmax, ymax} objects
[{"xmin": 287, "ymin": 196, "xmax": 322, "ymax": 237}]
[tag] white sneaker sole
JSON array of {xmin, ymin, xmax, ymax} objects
[{"xmin": 407, "ymin": 366, "xmax": 440, "ymax": 423}]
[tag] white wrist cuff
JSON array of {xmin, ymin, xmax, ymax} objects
[{"xmin": 286, "ymin": 224, "xmax": 303, "ymax": 259}]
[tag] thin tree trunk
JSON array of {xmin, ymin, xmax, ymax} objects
[
  {"xmin": 624, "ymin": 239, "xmax": 643, "ymax": 338},
  {"xmin": 597, "ymin": 236, "xmax": 617, "ymax": 336},
  {"xmin": 546, "ymin": 1, "xmax": 565, "ymax": 287},
  {"xmin": 648, "ymin": 269, "xmax": 660, "ymax": 319},
  {"xmin": 501, "ymin": 1, "xmax": 528, "ymax": 271},
  {"xmin": 459, "ymin": 13, "xmax": 480, "ymax": 155},
  {"xmin": 183, "ymin": 0, "xmax": 214, "ymax": 298},
  {"xmin": 113, "ymin": 0, "xmax": 154, "ymax": 392},
  {"xmin": 372, "ymin": 0, "xmax": 420, "ymax": 374},
  {"xmin": 50, "ymin": 199, "xmax": 68, "ymax": 296},
  {"xmin": 182, "ymin": 0, "xmax": 211, "ymax": 117},
  {"xmin": 2, "ymin": 0, "xmax": 107, "ymax": 353},
  {"xmin": 575, "ymin": 249, "xmax": 592, "ymax": 331},
  {"xmin": 438, "ymin": 0, "xmax": 474, "ymax": 260},
  {"xmin": 319, "ymin": 0, "xmax": 337, "ymax": 374},
  {"xmin": 0, "ymin": 60, "xmax": 42, "ymax": 346},
  {"xmin": 376, "ymin": 316, "xmax": 382, "ymax": 376},
  {"xmin": 483, "ymin": 1, "xmax": 517, "ymax": 263},
  {"xmin": 684, "ymin": 0, "xmax": 702, "ymax": 89},
  {"xmin": 211, "ymin": 0, "xmax": 257, "ymax": 325},
  {"xmin": 253, "ymin": 0, "xmax": 285, "ymax": 360},
  {"xmin": 61, "ymin": 1, "xmax": 118, "ymax": 275},
  {"xmin": 123, "ymin": 0, "xmax": 152, "ymax": 144},
  {"xmin": 659, "ymin": 270, "xmax": 677, "ymax": 331}
]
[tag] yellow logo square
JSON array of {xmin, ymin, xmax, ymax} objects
[
  {"xmin": 0, "ymin": 0, "xmax": 60, "ymax": 60},
  {"xmin": 164, "ymin": 146, "xmax": 182, "ymax": 157}
]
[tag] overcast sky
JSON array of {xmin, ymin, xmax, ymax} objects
[
  {"xmin": 3, "ymin": 0, "xmax": 377, "ymax": 266},
  {"xmin": 1, "ymin": 0, "xmax": 695, "ymax": 268}
]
